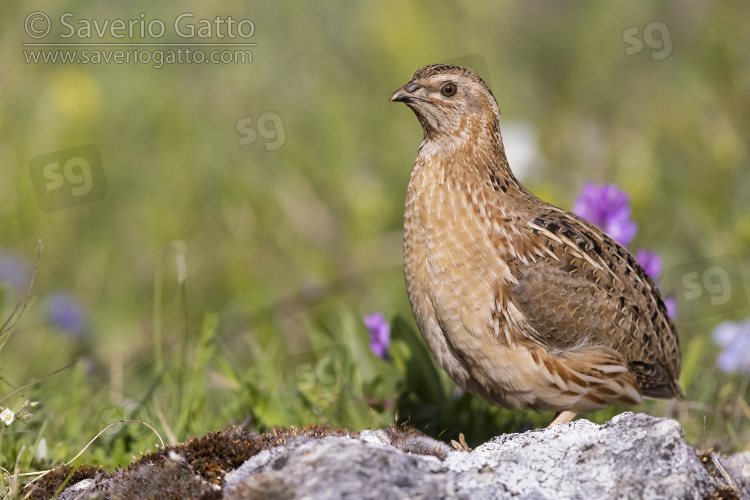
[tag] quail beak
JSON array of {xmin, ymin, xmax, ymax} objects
[{"xmin": 390, "ymin": 81, "xmax": 426, "ymax": 103}]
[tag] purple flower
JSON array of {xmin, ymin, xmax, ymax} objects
[
  {"xmin": 45, "ymin": 292, "xmax": 87, "ymax": 337},
  {"xmin": 0, "ymin": 250, "xmax": 30, "ymax": 290},
  {"xmin": 712, "ymin": 319, "xmax": 750, "ymax": 374},
  {"xmin": 364, "ymin": 312, "xmax": 390, "ymax": 359},
  {"xmin": 664, "ymin": 297, "xmax": 677, "ymax": 319},
  {"xmin": 635, "ymin": 249, "xmax": 662, "ymax": 280},
  {"xmin": 573, "ymin": 183, "xmax": 638, "ymax": 246},
  {"xmin": 634, "ymin": 249, "xmax": 677, "ymax": 318}
]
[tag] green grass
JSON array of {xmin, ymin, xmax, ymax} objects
[{"xmin": 1, "ymin": 267, "xmax": 748, "ymax": 496}]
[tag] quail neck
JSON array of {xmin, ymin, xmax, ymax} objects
[
  {"xmin": 391, "ymin": 65, "xmax": 539, "ymax": 267},
  {"xmin": 390, "ymin": 66, "xmax": 507, "ymax": 178}
]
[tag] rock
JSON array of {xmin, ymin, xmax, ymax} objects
[
  {"xmin": 719, "ymin": 451, "xmax": 750, "ymax": 499},
  {"xmin": 55, "ymin": 478, "xmax": 96, "ymax": 500},
  {"xmin": 223, "ymin": 412, "xmax": 743, "ymax": 499},
  {"xmin": 36, "ymin": 413, "xmax": 747, "ymax": 499}
]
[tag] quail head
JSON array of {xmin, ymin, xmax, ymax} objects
[{"xmin": 390, "ymin": 64, "xmax": 683, "ymax": 425}]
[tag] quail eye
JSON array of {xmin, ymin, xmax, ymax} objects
[{"xmin": 441, "ymin": 83, "xmax": 457, "ymax": 97}]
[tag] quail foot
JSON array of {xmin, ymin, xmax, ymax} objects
[{"xmin": 390, "ymin": 65, "xmax": 683, "ymax": 426}]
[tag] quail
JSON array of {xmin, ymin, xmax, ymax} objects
[{"xmin": 390, "ymin": 64, "xmax": 683, "ymax": 425}]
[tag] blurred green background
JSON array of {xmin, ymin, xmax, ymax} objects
[{"xmin": 1, "ymin": 0, "xmax": 749, "ymax": 479}]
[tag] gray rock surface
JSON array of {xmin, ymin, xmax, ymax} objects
[
  {"xmin": 722, "ymin": 451, "xmax": 750, "ymax": 498},
  {"xmin": 50, "ymin": 412, "xmax": 748, "ymax": 499},
  {"xmin": 223, "ymin": 412, "xmax": 745, "ymax": 499}
]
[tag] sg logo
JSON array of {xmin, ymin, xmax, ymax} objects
[
  {"xmin": 100, "ymin": 401, "xmax": 153, "ymax": 440},
  {"xmin": 28, "ymin": 144, "xmax": 107, "ymax": 212},
  {"xmin": 622, "ymin": 21, "xmax": 673, "ymax": 61},
  {"xmin": 236, "ymin": 111, "xmax": 286, "ymax": 151},
  {"xmin": 282, "ymin": 344, "xmax": 359, "ymax": 405},
  {"xmin": 667, "ymin": 254, "xmax": 747, "ymax": 321}
]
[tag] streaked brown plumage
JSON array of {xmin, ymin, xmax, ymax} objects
[{"xmin": 390, "ymin": 64, "xmax": 683, "ymax": 425}]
